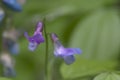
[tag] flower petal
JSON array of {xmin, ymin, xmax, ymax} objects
[
  {"xmin": 35, "ymin": 22, "xmax": 43, "ymax": 32},
  {"xmin": 33, "ymin": 34, "xmax": 44, "ymax": 44},
  {"xmin": 63, "ymin": 55, "xmax": 75, "ymax": 65},
  {"xmin": 51, "ymin": 33, "xmax": 59, "ymax": 42},
  {"xmin": 66, "ymin": 48, "xmax": 82, "ymax": 54},
  {"xmin": 24, "ymin": 32, "xmax": 29, "ymax": 40},
  {"xmin": 28, "ymin": 42, "xmax": 37, "ymax": 51}
]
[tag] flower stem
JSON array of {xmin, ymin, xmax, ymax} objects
[{"xmin": 43, "ymin": 18, "xmax": 49, "ymax": 80}]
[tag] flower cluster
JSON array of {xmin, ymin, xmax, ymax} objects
[
  {"xmin": 0, "ymin": 0, "xmax": 24, "ymax": 77},
  {"xmin": 25, "ymin": 21, "xmax": 82, "ymax": 65},
  {"xmin": 0, "ymin": 28, "xmax": 20, "ymax": 77}
]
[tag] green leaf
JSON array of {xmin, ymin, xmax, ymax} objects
[
  {"xmin": 61, "ymin": 9, "xmax": 120, "ymax": 79},
  {"xmin": 68, "ymin": 9, "xmax": 120, "ymax": 60},
  {"xmin": 94, "ymin": 72, "xmax": 120, "ymax": 80},
  {"xmin": 61, "ymin": 58, "xmax": 117, "ymax": 79}
]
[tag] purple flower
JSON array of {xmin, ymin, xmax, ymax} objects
[
  {"xmin": 24, "ymin": 22, "xmax": 44, "ymax": 51},
  {"xmin": 51, "ymin": 33, "xmax": 82, "ymax": 65}
]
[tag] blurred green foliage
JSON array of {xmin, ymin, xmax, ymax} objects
[
  {"xmin": 0, "ymin": 78, "xmax": 11, "ymax": 80},
  {"xmin": 94, "ymin": 72, "xmax": 120, "ymax": 80},
  {"xmin": 1, "ymin": 0, "xmax": 120, "ymax": 80}
]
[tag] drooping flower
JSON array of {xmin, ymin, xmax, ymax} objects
[
  {"xmin": 24, "ymin": 22, "xmax": 44, "ymax": 51},
  {"xmin": 51, "ymin": 33, "xmax": 82, "ymax": 65},
  {"xmin": 0, "ymin": 52, "xmax": 16, "ymax": 77},
  {"xmin": 2, "ymin": 0, "xmax": 22, "ymax": 12}
]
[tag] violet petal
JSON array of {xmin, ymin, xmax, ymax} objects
[
  {"xmin": 51, "ymin": 33, "xmax": 59, "ymax": 42},
  {"xmin": 33, "ymin": 34, "xmax": 44, "ymax": 44},
  {"xmin": 28, "ymin": 42, "xmax": 37, "ymax": 51},
  {"xmin": 35, "ymin": 22, "xmax": 43, "ymax": 32},
  {"xmin": 24, "ymin": 32, "xmax": 29, "ymax": 40},
  {"xmin": 65, "ymin": 48, "xmax": 82, "ymax": 54},
  {"xmin": 63, "ymin": 55, "xmax": 75, "ymax": 65}
]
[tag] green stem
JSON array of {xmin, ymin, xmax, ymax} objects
[{"xmin": 43, "ymin": 19, "xmax": 49, "ymax": 80}]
